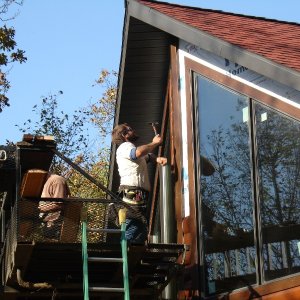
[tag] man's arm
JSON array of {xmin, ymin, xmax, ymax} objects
[
  {"xmin": 133, "ymin": 134, "xmax": 167, "ymax": 166},
  {"xmin": 135, "ymin": 134, "xmax": 162, "ymax": 158}
]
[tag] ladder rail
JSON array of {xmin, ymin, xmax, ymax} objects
[
  {"xmin": 82, "ymin": 220, "xmax": 89, "ymax": 300},
  {"xmin": 82, "ymin": 208, "xmax": 130, "ymax": 300},
  {"xmin": 121, "ymin": 221, "xmax": 130, "ymax": 300}
]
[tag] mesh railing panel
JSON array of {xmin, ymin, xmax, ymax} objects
[
  {"xmin": 17, "ymin": 199, "xmax": 121, "ymax": 244},
  {"xmin": 3, "ymin": 204, "xmax": 18, "ymax": 283}
]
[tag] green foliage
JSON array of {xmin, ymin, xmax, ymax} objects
[
  {"xmin": 68, "ymin": 149, "xmax": 110, "ymax": 199},
  {"xmin": 88, "ymin": 69, "xmax": 118, "ymax": 136},
  {"xmin": 16, "ymin": 68, "xmax": 118, "ymax": 231},
  {"xmin": 0, "ymin": 0, "xmax": 26, "ymax": 112},
  {"xmin": 15, "ymin": 82, "xmax": 116, "ymax": 200},
  {"xmin": 15, "ymin": 91, "xmax": 98, "ymax": 197},
  {"xmin": 16, "ymin": 91, "xmax": 91, "ymax": 169}
]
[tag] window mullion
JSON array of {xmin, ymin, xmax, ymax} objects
[{"xmin": 249, "ymin": 99, "xmax": 264, "ymax": 284}]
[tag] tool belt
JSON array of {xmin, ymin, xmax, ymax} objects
[{"xmin": 119, "ymin": 186, "xmax": 149, "ymax": 205}]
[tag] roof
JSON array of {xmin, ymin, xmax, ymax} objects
[
  {"xmin": 138, "ymin": 0, "xmax": 300, "ymax": 73},
  {"xmin": 125, "ymin": 0, "xmax": 300, "ymax": 91}
]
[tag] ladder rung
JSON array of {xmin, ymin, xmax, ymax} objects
[
  {"xmin": 88, "ymin": 257, "xmax": 123, "ymax": 263},
  {"xmin": 89, "ymin": 286, "xmax": 124, "ymax": 293},
  {"xmin": 87, "ymin": 228, "xmax": 121, "ymax": 234}
]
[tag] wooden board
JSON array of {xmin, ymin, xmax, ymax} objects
[
  {"xmin": 60, "ymin": 202, "xmax": 83, "ymax": 243},
  {"xmin": 20, "ymin": 169, "xmax": 48, "ymax": 198}
]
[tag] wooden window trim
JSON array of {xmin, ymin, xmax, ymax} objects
[
  {"xmin": 170, "ymin": 44, "xmax": 185, "ymax": 245},
  {"xmin": 185, "ymin": 57, "xmax": 300, "ymax": 121},
  {"xmin": 148, "ymin": 43, "xmax": 185, "ymax": 246},
  {"xmin": 217, "ymin": 274, "xmax": 300, "ymax": 300},
  {"xmin": 148, "ymin": 75, "xmax": 170, "ymax": 236}
]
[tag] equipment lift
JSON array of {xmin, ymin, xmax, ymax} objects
[{"xmin": 0, "ymin": 135, "xmax": 186, "ymax": 299}]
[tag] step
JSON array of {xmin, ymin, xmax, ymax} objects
[
  {"xmin": 88, "ymin": 257, "xmax": 123, "ymax": 263},
  {"xmin": 89, "ymin": 286, "xmax": 124, "ymax": 293}
]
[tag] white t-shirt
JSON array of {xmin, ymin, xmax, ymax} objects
[{"xmin": 116, "ymin": 142, "xmax": 151, "ymax": 191}]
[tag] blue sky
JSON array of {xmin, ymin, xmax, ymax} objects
[{"xmin": 0, "ymin": 0, "xmax": 299, "ymax": 145}]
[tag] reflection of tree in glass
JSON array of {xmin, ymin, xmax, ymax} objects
[
  {"xmin": 197, "ymin": 84, "xmax": 257, "ymax": 291},
  {"xmin": 201, "ymin": 112, "xmax": 252, "ymax": 236},
  {"xmin": 255, "ymin": 105, "xmax": 300, "ymax": 276},
  {"xmin": 201, "ymin": 107, "xmax": 256, "ymax": 286},
  {"xmin": 200, "ymin": 99, "xmax": 256, "ymax": 293},
  {"xmin": 256, "ymin": 106, "xmax": 300, "ymax": 227}
]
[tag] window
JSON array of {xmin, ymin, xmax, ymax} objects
[
  {"xmin": 196, "ymin": 75, "xmax": 256, "ymax": 294},
  {"xmin": 255, "ymin": 103, "xmax": 300, "ymax": 281},
  {"xmin": 194, "ymin": 74, "xmax": 300, "ymax": 296}
]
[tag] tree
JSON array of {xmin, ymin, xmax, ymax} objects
[
  {"xmin": 87, "ymin": 69, "xmax": 118, "ymax": 137},
  {"xmin": 16, "ymin": 91, "xmax": 92, "ymax": 176},
  {"xmin": 0, "ymin": 0, "xmax": 26, "ymax": 112},
  {"xmin": 16, "ymin": 70, "xmax": 118, "ymax": 241},
  {"xmin": 16, "ymin": 67, "xmax": 118, "ymax": 198},
  {"xmin": 15, "ymin": 90, "xmax": 99, "ymax": 198}
]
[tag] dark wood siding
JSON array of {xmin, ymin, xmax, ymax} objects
[{"xmin": 111, "ymin": 18, "xmax": 175, "ymax": 193}]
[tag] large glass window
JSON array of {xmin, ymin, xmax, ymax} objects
[
  {"xmin": 196, "ymin": 75, "xmax": 256, "ymax": 295},
  {"xmin": 194, "ymin": 73, "xmax": 300, "ymax": 296},
  {"xmin": 255, "ymin": 103, "xmax": 300, "ymax": 281}
]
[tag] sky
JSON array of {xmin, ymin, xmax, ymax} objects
[{"xmin": 0, "ymin": 0, "xmax": 299, "ymax": 145}]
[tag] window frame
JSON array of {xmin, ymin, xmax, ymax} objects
[
  {"xmin": 192, "ymin": 73, "xmax": 261, "ymax": 294},
  {"xmin": 184, "ymin": 56, "xmax": 300, "ymax": 298}
]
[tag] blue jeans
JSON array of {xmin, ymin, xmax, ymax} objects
[{"xmin": 125, "ymin": 218, "xmax": 147, "ymax": 243}]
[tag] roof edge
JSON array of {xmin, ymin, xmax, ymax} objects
[
  {"xmin": 128, "ymin": 0, "xmax": 300, "ymax": 91},
  {"xmin": 138, "ymin": 0, "xmax": 300, "ymax": 26}
]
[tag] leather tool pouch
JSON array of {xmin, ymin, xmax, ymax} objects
[{"xmin": 119, "ymin": 187, "xmax": 148, "ymax": 205}]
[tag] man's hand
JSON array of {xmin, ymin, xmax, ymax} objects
[
  {"xmin": 152, "ymin": 134, "xmax": 162, "ymax": 145},
  {"xmin": 136, "ymin": 134, "xmax": 163, "ymax": 158},
  {"xmin": 156, "ymin": 157, "xmax": 167, "ymax": 166}
]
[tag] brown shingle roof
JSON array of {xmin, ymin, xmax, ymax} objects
[{"xmin": 138, "ymin": 0, "xmax": 300, "ymax": 73}]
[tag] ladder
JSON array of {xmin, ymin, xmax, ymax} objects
[{"xmin": 81, "ymin": 208, "xmax": 130, "ymax": 300}]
